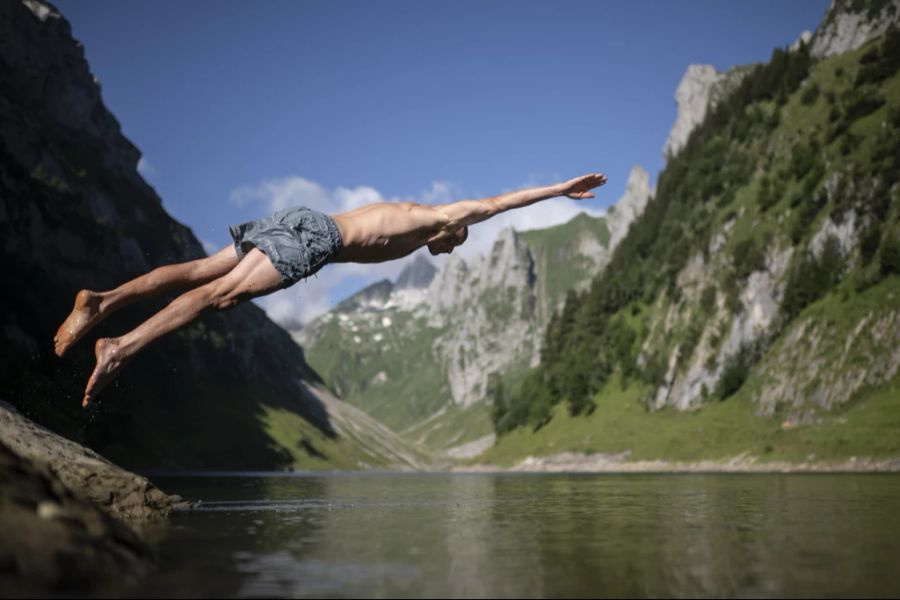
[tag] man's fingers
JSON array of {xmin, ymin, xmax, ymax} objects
[
  {"xmin": 564, "ymin": 173, "xmax": 606, "ymax": 197},
  {"xmin": 579, "ymin": 174, "xmax": 606, "ymax": 188}
]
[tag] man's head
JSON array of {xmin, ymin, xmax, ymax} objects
[{"xmin": 427, "ymin": 226, "xmax": 468, "ymax": 255}]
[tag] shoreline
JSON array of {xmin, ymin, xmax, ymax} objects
[{"xmin": 452, "ymin": 451, "xmax": 900, "ymax": 473}]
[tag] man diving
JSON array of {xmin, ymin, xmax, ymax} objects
[{"xmin": 53, "ymin": 173, "xmax": 607, "ymax": 407}]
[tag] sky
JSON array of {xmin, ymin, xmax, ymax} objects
[{"xmin": 60, "ymin": 0, "xmax": 830, "ymax": 324}]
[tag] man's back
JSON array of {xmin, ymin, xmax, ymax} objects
[{"xmin": 330, "ymin": 202, "xmax": 447, "ymax": 263}]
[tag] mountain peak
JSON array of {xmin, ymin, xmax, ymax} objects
[
  {"xmin": 810, "ymin": 0, "xmax": 900, "ymax": 58},
  {"xmin": 663, "ymin": 64, "xmax": 753, "ymax": 161},
  {"xmin": 395, "ymin": 254, "xmax": 437, "ymax": 290},
  {"xmin": 663, "ymin": 65, "xmax": 722, "ymax": 160},
  {"xmin": 607, "ymin": 165, "xmax": 653, "ymax": 249},
  {"xmin": 335, "ymin": 278, "xmax": 394, "ymax": 313}
]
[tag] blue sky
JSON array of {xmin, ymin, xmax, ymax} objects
[{"xmin": 61, "ymin": 0, "xmax": 829, "ymax": 323}]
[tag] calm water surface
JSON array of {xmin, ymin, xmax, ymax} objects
[{"xmin": 110, "ymin": 472, "xmax": 900, "ymax": 598}]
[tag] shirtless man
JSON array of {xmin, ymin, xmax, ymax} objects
[{"xmin": 54, "ymin": 173, "xmax": 606, "ymax": 407}]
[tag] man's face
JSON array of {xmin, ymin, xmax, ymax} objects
[{"xmin": 427, "ymin": 227, "xmax": 467, "ymax": 255}]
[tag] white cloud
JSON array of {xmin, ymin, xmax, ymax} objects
[
  {"xmin": 257, "ymin": 273, "xmax": 332, "ymax": 325},
  {"xmin": 417, "ymin": 180, "xmax": 461, "ymax": 204},
  {"xmin": 230, "ymin": 176, "xmax": 385, "ymax": 215},
  {"xmin": 137, "ymin": 156, "xmax": 156, "ymax": 178}
]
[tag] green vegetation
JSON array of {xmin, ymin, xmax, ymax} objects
[
  {"xmin": 261, "ymin": 397, "xmax": 430, "ymax": 470},
  {"xmin": 474, "ymin": 371, "xmax": 900, "ymax": 467},
  {"xmin": 496, "ymin": 40, "xmax": 818, "ymax": 429},
  {"xmin": 520, "ymin": 213, "xmax": 610, "ymax": 323},
  {"xmin": 781, "ymin": 236, "xmax": 844, "ymax": 321},
  {"xmin": 403, "ymin": 401, "xmax": 493, "ymax": 452},
  {"xmin": 305, "ymin": 310, "xmax": 449, "ymax": 434},
  {"xmin": 486, "ymin": 26, "xmax": 900, "ymax": 462},
  {"xmin": 304, "ymin": 211, "xmax": 611, "ymax": 455}
]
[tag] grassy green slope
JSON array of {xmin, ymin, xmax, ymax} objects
[
  {"xmin": 520, "ymin": 213, "xmax": 610, "ymax": 323},
  {"xmin": 479, "ymin": 31, "xmax": 900, "ymax": 465},
  {"xmin": 304, "ymin": 309, "xmax": 449, "ymax": 433},
  {"xmin": 478, "ymin": 277, "xmax": 900, "ymax": 466}
]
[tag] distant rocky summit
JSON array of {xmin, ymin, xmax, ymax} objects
[
  {"xmin": 810, "ymin": 0, "xmax": 900, "ymax": 57},
  {"xmin": 663, "ymin": 64, "xmax": 751, "ymax": 160}
]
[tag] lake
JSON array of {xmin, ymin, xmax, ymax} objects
[{"xmin": 108, "ymin": 472, "xmax": 900, "ymax": 598}]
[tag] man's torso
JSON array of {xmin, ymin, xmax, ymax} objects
[{"xmin": 330, "ymin": 202, "xmax": 445, "ymax": 263}]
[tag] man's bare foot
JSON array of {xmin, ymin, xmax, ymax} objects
[
  {"xmin": 54, "ymin": 290, "xmax": 104, "ymax": 357},
  {"xmin": 82, "ymin": 338, "xmax": 129, "ymax": 408}
]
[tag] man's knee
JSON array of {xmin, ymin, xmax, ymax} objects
[{"xmin": 206, "ymin": 280, "xmax": 248, "ymax": 311}]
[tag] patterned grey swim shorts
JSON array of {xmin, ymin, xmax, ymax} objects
[{"xmin": 228, "ymin": 206, "xmax": 343, "ymax": 288}]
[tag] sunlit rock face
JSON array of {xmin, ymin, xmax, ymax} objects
[
  {"xmin": 810, "ymin": 0, "xmax": 900, "ymax": 58},
  {"xmin": 663, "ymin": 64, "xmax": 751, "ymax": 160}
]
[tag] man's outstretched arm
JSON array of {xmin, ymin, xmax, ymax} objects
[{"xmin": 435, "ymin": 173, "xmax": 607, "ymax": 231}]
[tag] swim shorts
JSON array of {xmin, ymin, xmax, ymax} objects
[{"xmin": 228, "ymin": 206, "xmax": 343, "ymax": 288}]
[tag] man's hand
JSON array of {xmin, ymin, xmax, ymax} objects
[{"xmin": 559, "ymin": 173, "xmax": 607, "ymax": 199}]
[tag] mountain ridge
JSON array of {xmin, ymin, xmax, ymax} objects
[{"xmin": 1, "ymin": 0, "xmax": 421, "ymax": 471}]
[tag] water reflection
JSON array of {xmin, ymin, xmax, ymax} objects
[{"xmin": 111, "ymin": 473, "xmax": 900, "ymax": 598}]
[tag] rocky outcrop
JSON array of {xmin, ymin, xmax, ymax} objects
[
  {"xmin": 395, "ymin": 254, "xmax": 437, "ymax": 290},
  {"xmin": 0, "ymin": 401, "xmax": 191, "ymax": 593},
  {"xmin": 0, "ymin": 440, "xmax": 153, "ymax": 595},
  {"xmin": 810, "ymin": 0, "xmax": 900, "ymax": 58},
  {"xmin": 663, "ymin": 65, "xmax": 750, "ymax": 160},
  {"xmin": 661, "ymin": 1, "xmax": 900, "ymax": 161},
  {"xmin": 0, "ymin": 404, "xmax": 189, "ymax": 522},
  {"xmin": 646, "ymin": 243, "xmax": 794, "ymax": 411},
  {"xmin": 335, "ymin": 279, "xmax": 395, "ymax": 312},
  {"xmin": 606, "ymin": 166, "xmax": 652, "ymax": 249},
  {"xmin": 663, "ymin": 65, "xmax": 722, "ymax": 160},
  {"xmin": 430, "ymin": 227, "xmax": 539, "ymax": 407}
]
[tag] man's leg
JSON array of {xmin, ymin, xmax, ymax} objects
[
  {"xmin": 54, "ymin": 245, "xmax": 240, "ymax": 356},
  {"xmin": 81, "ymin": 247, "xmax": 284, "ymax": 407}
]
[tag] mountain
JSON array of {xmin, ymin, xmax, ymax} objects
[
  {"xmin": 478, "ymin": 0, "xmax": 900, "ymax": 467},
  {"xmin": 0, "ymin": 0, "xmax": 424, "ymax": 471},
  {"xmin": 663, "ymin": 64, "xmax": 752, "ymax": 160},
  {"xmin": 296, "ymin": 169, "xmax": 652, "ymax": 457},
  {"xmin": 395, "ymin": 254, "xmax": 438, "ymax": 290},
  {"xmin": 810, "ymin": 0, "xmax": 900, "ymax": 57}
]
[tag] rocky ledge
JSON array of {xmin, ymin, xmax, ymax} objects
[{"xmin": 0, "ymin": 403, "xmax": 191, "ymax": 593}]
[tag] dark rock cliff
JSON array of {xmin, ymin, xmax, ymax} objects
[{"xmin": 0, "ymin": 0, "xmax": 335, "ymax": 470}]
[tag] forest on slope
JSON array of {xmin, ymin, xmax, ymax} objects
[{"xmin": 484, "ymin": 21, "xmax": 900, "ymax": 464}]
